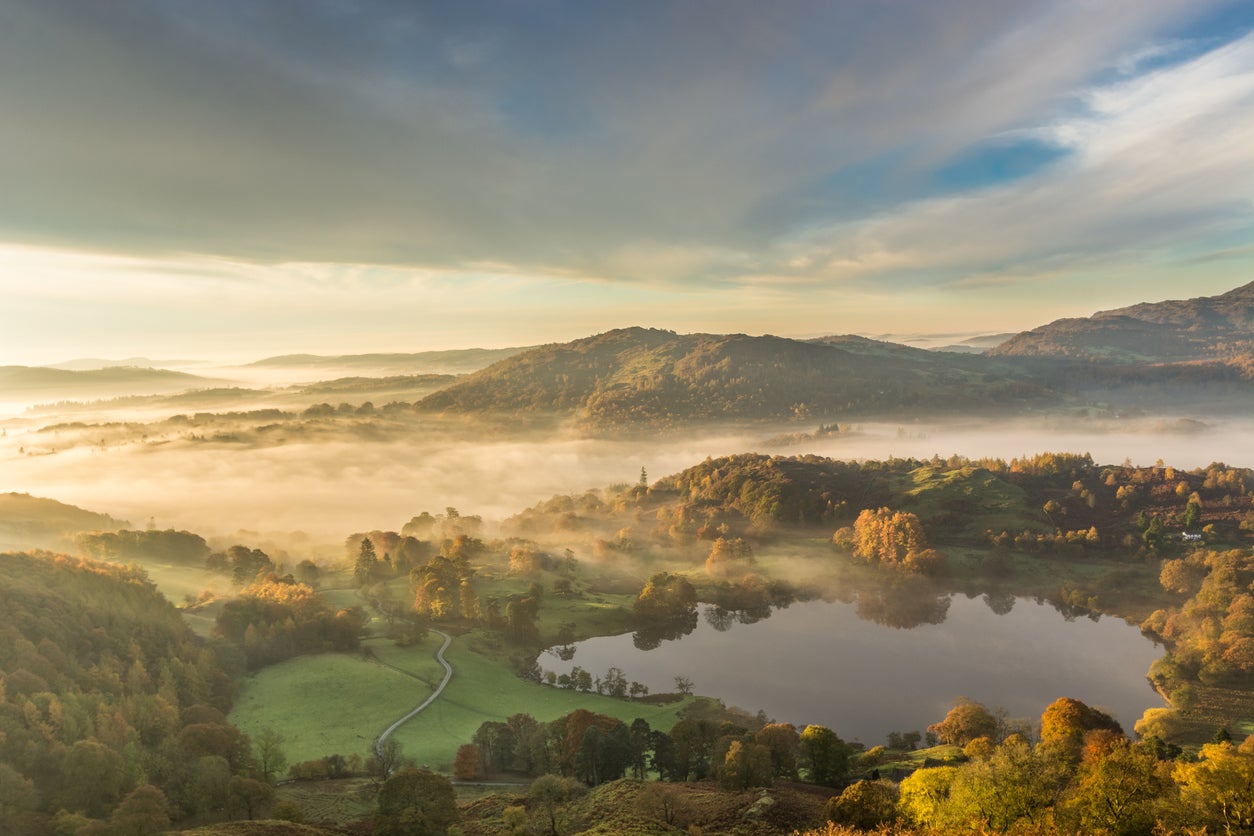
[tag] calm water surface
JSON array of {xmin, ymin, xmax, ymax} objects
[{"xmin": 539, "ymin": 596, "xmax": 1165, "ymax": 745}]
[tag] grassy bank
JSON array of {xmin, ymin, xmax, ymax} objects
[
  {"xmin": 229, "ymin": 628, "xmax": 692, "ymax": 771},
  {"xmin": 387, "ymin": 631, "xmax": 692, "ymax": 770}
]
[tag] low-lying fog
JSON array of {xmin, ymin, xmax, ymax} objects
[{"xmin": 2, "ymin": 404, "xmax": 1250, "ymax": 552}]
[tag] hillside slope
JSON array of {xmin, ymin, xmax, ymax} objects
[
  {"xmin": 0, "ymin": 364, "xmax": 213, "ymax": 402},
  {"xmin": 0, "ymin": 492, "xmax": 130, "ymax": 550},
  {"xmin": 991, "ymin": 281, "xmax": 1254, "ymax": 362},
  {"xmin": 416, "ymin": 327, "xmax": 1048, "ymax": 430}
]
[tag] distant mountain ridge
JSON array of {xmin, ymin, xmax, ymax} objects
[
  {"xmin": 0, "ymin": 365, "xmax": 213, "ymax": 400},
  {"xmin": 415, "ymin": 327, "xmax": 1047, "ymax": 429},
  {"xmin": 249, "ymin": 347, "xmax": 530, "ymax": 375},
  {"xmin": 991, "ymin": 281, "xmax": 1254, "ymax": 362}
]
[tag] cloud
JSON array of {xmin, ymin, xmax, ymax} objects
[
  {"xmin": 0, "ymin": 0, "xmax": 1240, "ymax": 294},
  {"xmin": 772, "ymin": 29, "xmax": 1254, "ymax": 288}
]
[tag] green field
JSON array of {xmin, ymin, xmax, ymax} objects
[
  {"xmin": 229, "ymin": 629, "xmax": 693, "ymax": 772},
  {"xmin": 388, "ymin": 634, "xmax": 692, "ymax": 770},
  {"xmin": 229, "ymin": 645, "xmax": 433, "ymax": 764}
]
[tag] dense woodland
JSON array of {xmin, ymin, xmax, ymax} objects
[
  {"xmin": 445, "ymin": 695, "xmax": 1254, "ymax": 836},
  {"xmin": 0, "ymin": 551, "xmax": 262, "ymax": 833}
]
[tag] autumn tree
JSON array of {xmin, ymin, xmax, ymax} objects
[
  {"xmin": 110, "ymin": 785, "xmax": 171, "ymax": 836},
  {"xmin": 1039, "ymin": 697, "xmax": 1123, "ymax": 759},
  {"xmin": 374, "ymin": 768, "xmax": 458, "ymax": 836},
  {"xmin": 898, "ymin": 765, "xmax": 959, "ymax": 828},
  {"xmin": 705, "ymin": 537, "xmax": 753, "ymax": 579},
  {"xmin": 1060, "ymin": 733, "xmax": 1173, "ymax": 836},
  {"xmin": 633, "ymin": 572, "xmax": 698, "ymax": 622},
  {"xmin": 941, "ymin": 736, "xmax": 1068, "ymax": 831},
  {"xmin": 720, "ymin": 739, "xmax": 774, "ymax": 790},
  {"xmin": 850, "ymin": 507, "xmax": 941, "ymax": 573},
  {"xmin": 1173, "ymin": 740, "xmax": 1254, "ymax": 832},
  {"xmin": 927, "ymin": 697, "xmax": 999, "ymax": 746},
  {"xmin": 827, "ymin": 779, "xmax": 899, "ymax": 829},
  {"xmin": 454, "ymin": 744, "xmax": 481, "ymax": 781},
  {"xmin": 754, "ymin": 722, "xmax": 802, "ymax": 778}
]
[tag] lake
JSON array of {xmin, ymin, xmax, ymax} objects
[{"xmin": 538, "ymin": 595, "xmax": 1165, "ymax": 746}]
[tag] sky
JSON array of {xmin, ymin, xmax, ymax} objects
[{"xmin": 2, "ymin": 0, "xmax": 1254, "ymax": 365}]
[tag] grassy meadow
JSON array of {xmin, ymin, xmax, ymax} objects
[{"xmin": 229, "ymin": 626, "xmax": 693, "ymax": 771}]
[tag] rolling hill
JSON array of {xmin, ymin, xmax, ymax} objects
[
  {"xmin": 0, "ymin": 365, "xmax": 214, "ymax": 402},
  {"xmin": 415, "ymin": 327, "xmax": 1050, "ymax": 430},
  {"xmin": 991, "ymin": 280, "xmax": 1254, "ymax": 362},
  {"xmin": 0, "ymin": 492, "xmax": 130, "ymax": 550}
]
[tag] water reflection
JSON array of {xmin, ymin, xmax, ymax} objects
[
  {"xmin": 632, "ymin": 610, "xmax": 699, "ymax": 650},
  {"xmin": 852, "ymin": 581, "xmax": 951, "ymax": 629},
  {"xmin": 539, "ymin": 595, "xmax": 1164, "ymax": 744},
  {"xmin": 983, "ymin": 590, "xmax": 1016, "ymax": 615}
]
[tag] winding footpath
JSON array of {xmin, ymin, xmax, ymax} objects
[{"xmin": 374, "ymin": 629, "xmax": 453, "ymax": 757}]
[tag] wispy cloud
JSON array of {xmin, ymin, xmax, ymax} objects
[
  {"xmin": 1, "ymin": 0, "xmax": 1252, "ymax": 360},
  {"xmin": 770, "ymin": 29, "xmax": 1254, "ymax": 288}
]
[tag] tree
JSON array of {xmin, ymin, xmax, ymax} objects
[
  {"xmin": 851, "ymin": 507, "xmax": 936, "ymax": 572},
  {"xmin": 720, "ymin": 740, "xmax": 773, "ymax": 790},
  {"xmin": 638, "ymin": 781, "xmax": 687, "ymax": 826},
  {"xmin": 705, "ymin": 537, "xmax": 753, "ymax": 578},
  {"xmin": 1061, "ymin": 734, "xmax": 1172, "ymax": 836},
  {"xmin": 0, "ymin": 764, "xmax": 39, "ymax": 835},
  {"xmin": 674, "ymin": 675, "xmax": 694, "ymax": 695},
  {"xmin": 374, "ymin": 736, "xmax": 407, "ymax": 780},
  {"xmin": 375, "ymin": 768, "xmax": 459, "ymax": 836},
  {"xmin": 927, "ymin": 697, "xmax": 999, "ymax": 746},
  {"xmin": 602, "ymin": 666, "xmax": 628, "ymax": 698},
  {"xmin": 941, "ymin": 736, "xmax": 1067, "ymax": 831},
  {"xmin": 633, "ymin": 572, "xmax": 697, "ymax": 622},
  {"xmin": 629, "ymin": 718, "xmax": 653, "ymax": 779},
  {"xmin": 355, "ymin": 537, "xmax": 380, "ymax": 586},
  {"xmin": 1039, "ymin": 697, "xmax": 1123, "ymax": 758},
  {"xmin": 110, "ymin": 784, "xmax": 171, "ymax": 836},
  {"xmin": 1173, "ymin": 741, "xmax": 1254, "ymax": 832},
  {"xmin": 800, "ymin": 724, "xmax": 852, "ymax": 786},
  {"xmin": 827, "ymin": 779, "xmax": 899, "ymax": 829},
  {"xmin": 254, "ymin": 727, "xmax": 288, "ymax": 784},
  {"xmin": 454, "ymin": 744, "xmax": 481, "ymax": 781},
  {"xmin": 1183, "ymin": 494, "xmax": 1203, "ymax": 529},
  {"xmin": 190, "ymin": 755, "xmax": 231, "ymax": 818},
  {"xmin": 294, "ymin": 558, "xmax": 321, "ymax": 586},
  {"xmin": 754, "ymin": 723, "xmax": 801, "ymax": 778},
  {"xmin": 899, "ymin": 766, "xmax": 959, "ymax": 828},
  {"xmin": 59, "ymin": 738, "xmax": 126, "ymax": 817},
  {"xmin": 529, "ymin": 774, "xmax": 586, "ymax": 836},
  {"xmin": 227, "ymin": 776, "xmax": 275, "ymax": 820}
]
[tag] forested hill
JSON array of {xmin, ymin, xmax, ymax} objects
[
  {"xmin": 414, "ymin": 327, "xmax": 1048, "ymax": 430},
  {"xmin": 990, "ymin": 280, "xmax": 1254, "ymax": 362},
  {"xmin": 511, "ymin": 451, "xmax": 1253, "ymax": 557},
  {"xmin": 0, "ymin": 551, "xmax": 244, "ymax": 832},
  {"xmin": 0, "ymin": 492, "xmax": 130, "ymax": 550}
]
